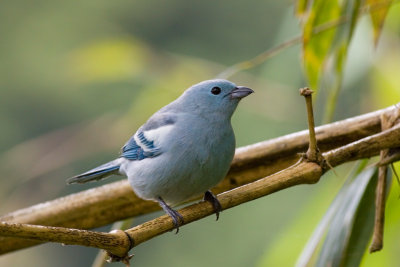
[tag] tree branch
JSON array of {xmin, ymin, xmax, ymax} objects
[
  {"xmin": 0, "ymin": 222, "xmax": 131, "ymax": 258},
  {"xmin": 0, "ymin": 104, "xmax": 398, "ymax": 255},
  {"xmin": 122, "ymin": 110, "xmax": 400, "ymax": 250},
  {"xmin": 124, "ymin": 160, "xmax": 323, "ymax": 247},
  {"xmin": 0, "ymin": 115, "xmax": 399, "ymax": 258}
]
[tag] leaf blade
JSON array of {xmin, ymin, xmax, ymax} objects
[
  {"xmin": 366, "ymin": 0, "xmax": 393, "ymax": 46},
  {"xmin": 302, "ymin": 0, "xmax": 341, "ymax": 90},
  {"xmin": 295, "ymin": 160, "xmax": 369, "ymax": 267},
  {"xmin": 315, "ymin": 167, "xmax": 378, "ymax": 267}
]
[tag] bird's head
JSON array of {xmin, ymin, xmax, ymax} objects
[{"xmin": 179, "ymin": 79, "xmax": 254, "ymax": 118}]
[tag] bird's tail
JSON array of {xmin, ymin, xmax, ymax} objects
[{"xmin": 66, "ymin": 159, "xmax": 121, "ymax": 184}]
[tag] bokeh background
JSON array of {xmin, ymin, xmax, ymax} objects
[{"xmin": 0, "ymin": 0, "xmax": 399, "ymax": 266}]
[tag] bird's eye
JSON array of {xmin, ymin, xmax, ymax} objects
[{"xmin": 211, "ymin": 87, "xmax": 221, "ymax": 95}]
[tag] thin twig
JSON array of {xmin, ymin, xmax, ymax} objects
[
  {"xmin": 378, "ymin": 153, "xmax": 400, "ymax": 166},
  {"xmin": 370, "ymin": 109, "xmax": 400, "ymax": 252},
  {"xmin": 369, "ymin": 164, "xmax": 387, "ymax": 252},
  {"xmin": 299, "ymin": 87, "xmax": 321, "ymax": 162},
  {"xmin": 216, "ymin": 36, "xmax": 301, "ymax": 79}
]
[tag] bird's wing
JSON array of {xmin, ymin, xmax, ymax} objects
[
  {"xmin": 121, "ymin": 131, "xmax": 161, "ymax": 160},
  {"xmin": 121, "ymin": 113, "xmax": 177, "ymax": 160}
]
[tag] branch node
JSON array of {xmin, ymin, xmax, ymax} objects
[
  {"xmin": 105, "ymin": 229, "xmax": 134, "ymax": 264},
  {"xmin": 124, "ymin": 230, "xmax": 135, "ymax": 250},
  {"xmin": 106, "ymin": 251, "xmax": 134, "ymax": 267},
  {"xmin": 321, "ymin": 158, "xmax": 339, "ymax": 176},
  {"xmin": 299, "ymin": 87, "xmax": 314, "ymax": 96}
]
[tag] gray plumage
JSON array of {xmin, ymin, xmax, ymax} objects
[{"xmin": 67, "ymin": 79, "xmax": 253, "ymax": 230}]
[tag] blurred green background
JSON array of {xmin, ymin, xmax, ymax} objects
[{"xmin": 0, "ymin": 0, "xmax": 399, "ymax": 266}]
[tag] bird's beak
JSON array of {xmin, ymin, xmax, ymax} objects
[{"xmin": 230, "ymin": 86, "xmax": 254, "ymax": 99}]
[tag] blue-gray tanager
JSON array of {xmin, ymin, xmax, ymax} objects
[{"xmin": 67, "ymin": 79, "xmax": 253, "ymax": 231}]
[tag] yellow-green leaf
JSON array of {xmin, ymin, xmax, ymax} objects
[
  {"xmin": 322, "ymin": 43, "xmax": 346, "ymax": 123},
  {"xmin": 295, "ymin": 160, "xmax": 369, "ymax": 267},
  {"xmin": 322, "ymin": 0, "xmax": 361, "ymax": 122},
  {"xmin": 316, "ymin": 167, "xmax": 380, "ymax": 267},
  {"xmin": 302, "ymin": 0, "xmax": 341, "ymax": 90},
  {"xmin": 296, "ymin": 0, "xmax": 310, "ymax": 18},
  {"xmin": 366, "ymin": 0, "xmax": 393, "ymax": 46}
]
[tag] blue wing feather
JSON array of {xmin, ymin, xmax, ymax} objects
[
  {"xmin": 121, "ymin": 113, "xmax": 175, "ymax": 160},
  {"xmin": 121, "ymin": 131, "xmax": 161, "ymax": 160}
]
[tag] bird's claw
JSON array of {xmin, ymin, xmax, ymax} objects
[
  {"xmin": 168, "ymin": 209, "xmax": 184, "ymax": 234},
  {"xmin": 204, "ymin": 190, "xmax": 222, "ymax": 220},
  {"xmin": 157, "ymin": 196, "xmax": 184, "ymax": 233}
]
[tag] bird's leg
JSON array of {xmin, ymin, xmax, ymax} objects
[
  {"xmin": 157, "ymin": 196, "xmax": 184, "ymax": 234},
  {"xmin": 203, "ymin": 190, "xmax": 222, "ymax": 221}
]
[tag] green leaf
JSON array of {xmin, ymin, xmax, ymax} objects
[
  {"xmin": 315, "ymin": 167, "xmax": 379, "ymax": 267},
  {"xmin": 332, "ymin": 0, "xmax": 361, "ymax": 49},
  {"xmin": 321, "ymin": 0, "xmax": 361, "ymax": 122},
  {"xmin": 322, "ymin": 44, "xmax": 346, "ymax": 123},
  {"xmin": 366, "ymin": 0, "xmax": 393, "ymax": 46},
  {"xmin": 296, "ymin": 0, "xmax": 310, "ymax": 18},
  {"xmin": 301, "ymin": 0, "xmax": 363, "ymax": 111},
  {"xmin": 257, "ymin": 173, "xmax": 347, "ymax": 267},
  {"xmin": 295, "ymin": 178, "xmax": 348, "ymax": 267},
  {"xmin": 302, "ymin": 0, "xmax": 341, "ymax": 90},
  {"xmin": 343, "ymin": 167, "xmax": 392, "ymax": 266},
  {"xmin": 361, "ymin": 163, "xmax": 399, "ymax": 267},
  {"xmin": 295, "ymin": 160, "xmax": 369, "ymax": 267}
]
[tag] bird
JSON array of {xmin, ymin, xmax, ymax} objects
[{"xmin": 67, "ymin": 79, "xmax": 253, "ymax": 232}]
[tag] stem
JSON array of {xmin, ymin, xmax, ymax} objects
[
  {"xmin": 216, "ymin": 36, "xmax": 301, "ymax": 79},
  {"xmin": 370, "ymin": 109, "xmax": 400, "ymax": 252},
  {"xmin": 369, "ymin": 164, "xmax": 387, "ymax": 252},
  {"xmin": 300, "ymin": 87, "xmax": 320, "ymax": 162}
]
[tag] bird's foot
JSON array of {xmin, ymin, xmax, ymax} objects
[
  {"xmin": 157, "ymin": 197, "xmax": 184, "ymax": 234},
  {"xmin": 204, "ymin": 190, "xmax": 222, "ymax": 220}
]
